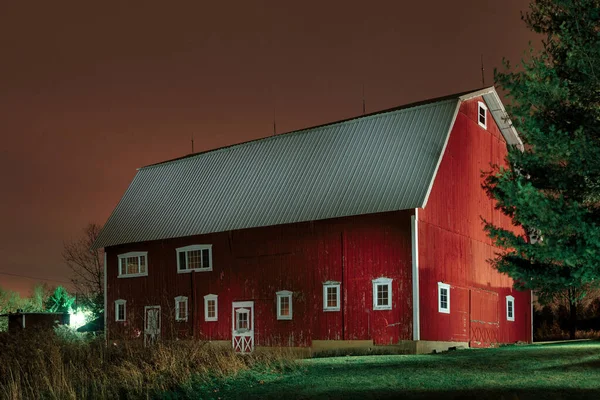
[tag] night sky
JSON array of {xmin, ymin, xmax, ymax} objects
[{"xmin": 0, "ymin": 1, "xmax": 535, "ymax": 295}]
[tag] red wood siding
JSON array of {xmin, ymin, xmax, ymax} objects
[
  {"xmin": 418, "ymin": 97, "xmax": 531, "ymax": 345},
  {"xmin": 105, "ymin": 211, "xmax": 413, "ymax": 347}
]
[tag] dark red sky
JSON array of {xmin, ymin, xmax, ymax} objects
[{"xmin": 0, "ymin": 1, "xmax": 534, "ymax": 295}]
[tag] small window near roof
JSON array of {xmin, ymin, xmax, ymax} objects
[
  {"xmin": 438, "ymin": 282, "xmax": 450, "ymax": 314},
  {"xmin": 177, "ymin": 245, "xmax": 212, "ymax": 272},
  {"xmin": 478, "ymin": 101, "xmax": 487, "ymax": 129},
  {"xmin": 276, "ymin": 290, "xmax": 293, "ymax": 320},
  {"xmin": 372, "ymin": 278, "xmax": 393, "ymax": 310},
  {"xmin": 115, "ymin": 299, "xmax": 126, "ymax": 322},
  {"xmin": 204, "ymin": 294, "xmax": 218, "ymax": 322},
  {"xmin": 175, "ymin": 296, "xmax": 188, "ymax": 322},
  {"xmin": 118, "ymin": 252, "xmax": 148, "ymax": 277},
  {"xmin": 506, "ymin": 295, "xmax": 515, "ymax": 322}
]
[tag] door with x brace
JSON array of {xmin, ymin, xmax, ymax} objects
[{"xmin": 232, "ymin": 301, "xmax": 254, "ymax": 353}]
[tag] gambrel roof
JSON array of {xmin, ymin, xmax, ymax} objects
[{"xmin": 94, "ymin": 87, "xmax": 520, "ymax": 249}]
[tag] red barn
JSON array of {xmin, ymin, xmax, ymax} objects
[{"xmin": 94, "ymin": 87, "xmax": 532, "ymax": 353}]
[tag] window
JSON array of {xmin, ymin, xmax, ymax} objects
[
  {"xmin": 323, "ymin": 281, "xmax": 340, "ymax": 311},
  {"xmin": 236, "ymin": 308, "xmax": 249, "ymax": 331},
  {"xmin": 438, "ymin": 282, "xmax": 450, "ymax": 313},
  {"xmin": 175, "ymin": 296, "xmax": 188, "ymax": 322},
  {"xmin": 478, "ymin": 101, "xmax": 487, "ymax": 129},
  {"xmin": 276, "ymin": 290, "xmax": 293, "ymax": 320},
  {"xmin": 176, "ymin": 245, "xmax": 212, "ymax": 272},
  {"xmin": 506, "ymin": 295, "xmax": 515, "ymax": 321},
  {"xmin": 204, "ymin": 294, "xmax": 218, "ymax": 322},
  {"xmin": 118, "ymin": 252, "xmax": 148, "ymax": 277},
  {"xmin": 372, "ymin": 278, "xmax": 393, "ymax": 310},
  {"xmin": 115, "ymin": 299, "xmax": 126, "ymax": 322}
]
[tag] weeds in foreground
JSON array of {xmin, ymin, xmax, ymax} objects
[{"xmin": 0, "ymin": 330, "xmax": 296, "ymax": 399}]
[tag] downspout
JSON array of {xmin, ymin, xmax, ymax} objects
[
  {"xmin": 411, "ymin": 209, "xmax": 420, "ymax": 341},
  {"xmin": 341, "ymin": 232, "xmax": 346, "ymax": 341}
]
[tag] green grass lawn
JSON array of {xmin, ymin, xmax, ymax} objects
[{"xmin": 187, "ymin": 341, "xmax": 600, "ymax": 400}]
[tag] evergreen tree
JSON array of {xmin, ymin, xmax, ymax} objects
[{"xmin": 485, "ymin": 0, "xmax": 600, "ymax": 339}]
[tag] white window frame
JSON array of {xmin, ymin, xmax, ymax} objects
[
  {"xmin": 204, "ymin": 294, "xmax": 218, "ymax": 322},
  {"xmin": 323, "ymin": 281, "xmax": 341, "ymax": 312},
  {"xmin": 438, "ymin": 282, "xmax": 450, "ymax": 314},
  {"xmin": 235, "ymin": 308, "xmax": 250, "ymax": 331},
  {"xmin": 175, "ymin": 296, "xmax": 188, "ymax": 322},
  {"xmin": 176, "ymin": 244, "xmax": 213, "ymax": 273},
  {"xmin": 506, "ymin": 295, "xmax": 515, "ymax": 322},
  {"xmin": 477, "ymin": 101, "xmax": 487, "ymax": 129},
  {"xmin": 276, "ymin": 290, "xmax": 293, "ymax": 320},
  {"xmin": 115, "ymin": 299, "xmax": 126, "ymax": 322},
  {"xmin": 117, "ymin": 251, "xmax": 148, "ymax": 278},
  {"xmin": 372, "ymin": 277, "xmax": 393, "ymax": 310}
]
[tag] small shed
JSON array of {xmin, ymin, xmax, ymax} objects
[{"xmin": 0, "ymin": 312, "xmax": 70, "ymax": 333}]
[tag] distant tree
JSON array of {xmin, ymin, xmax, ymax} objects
[
  {"xmin": 484, "ymin": 0, "xmax": 600, "ymax": 339},
  {"xmin": 23, "ymin": 283, "xmax": 51, "ymax": 312},
  {"xmin": 63, "ymin": 223, "xmax": 104, "ymax": 316},
  {"xmin": 45, "ymin": 286, "xmax": 75, "ymax": 313},
  {"xmin": 0, "ymin": 287, "xmax": 27, "ymax": 332},
  {"xmin": 0, "ymin": 286, "xmax": 26, "ymax": 313}
]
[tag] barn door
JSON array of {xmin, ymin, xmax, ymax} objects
[
  {"xmin": 469, "ymin": 289, "xmax": 499, "ymax": 348},
  {"xmin": 144, "ymin": 306, "xmax": 161, "ymax": 347},
  {"xmin": 232, "ymin": 301, "xmax": 254, "ymax": 353}
]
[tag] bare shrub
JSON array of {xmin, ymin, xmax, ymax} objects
[{"xmin": 0, "ymin": 331, "xmax": 297, "ymax": 399}]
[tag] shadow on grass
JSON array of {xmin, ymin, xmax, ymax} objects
[
  {"xmin": 542, "ymin": 359, "xmax": 600, "ymax": 370},
  {"xmin": 173, "ymin": 344, "xmax": 600, "ymax": 400},
  {"xmin": 191, "ymin": 387, "xmax": 600, "ymax": 400}
]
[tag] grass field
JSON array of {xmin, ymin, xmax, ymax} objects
[
  {"xmin": 2, "ymin": 332, "xmax": 599, "ymax": 399},
  {"xmin": 189, "ymin": 341, "xmax": 600, "ymax": 400}
]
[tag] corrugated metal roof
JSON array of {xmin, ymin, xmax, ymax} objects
[{"xmin": 93, "ymin": 87, "xmax": 516, "ymax": 249}]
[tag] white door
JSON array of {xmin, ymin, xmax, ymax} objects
[
  {"xmin": 232, "ymin": 301, "xmax": 254, "ymax": 353},
  {"xmin": 144, "ymin": 305, "xmax": 161, "ymax": 346}
]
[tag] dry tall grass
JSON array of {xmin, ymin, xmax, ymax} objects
[{"xmin": 0, "ymin": 329, "xmax": 296, "ymax": 399}]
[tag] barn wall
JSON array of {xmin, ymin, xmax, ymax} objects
[
  {"xmin": 105, "ymin": 211, "xmax": 413, "ymax": 347},
  {"xmin": 418, "ymin": 97, "xmax": 531, "ymax": 345}
]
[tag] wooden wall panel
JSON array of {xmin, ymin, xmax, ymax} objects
[
  {"xmin": 105, "ymin": 210, "xmax": 414, "ymax": 347},
  {"xmin": 418, "ymin": 97, "xmax": 531, "ymax": 345}
]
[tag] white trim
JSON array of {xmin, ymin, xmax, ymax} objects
[
  {"xmin": 477, "ymin": 101, "xmax": 488, "ymax": 129},
  {"xmin": 115, "ymin": 299, "xmax": 127, "ymax": 321},
  {"xmin": 323, "ymin": 281, "xmax": 341, "ymax": 312},
  {"xmin": 506, "ymin": 295, "xmax": 515, "ymax": 322},
  {"xmin": 372, "ymin": 277, "xmax": 393, "ymax": 310},
  {"xmin": 421, "ymin": 101, "xmax": 461, "ymax": 208},
  {"xmin": 103, "ymin": 251, "xmax": 107, "ymax": 338},
  {"xmin": 118, "ymin": 251, "xmax": 147, "ymax": 257},
  {"xmin": 117, "ymin": 272, "xmax": 148, "ymax": 278},
  {"xmin": 458, "ymin": 87, "xmax": 523, "ymax": 150},
  {"xmin": 175, "ymin": 296, "xmax": 188, "ymax": 322},
  {"xmin": 176, "ymin": 244, "xmax": 213, "ymax": 273},
  {"xmin": 276, "ymin": 290, "xmax": 293, "ymax": 320},
  {"xmin": 438, "ymin": 282, "xmax": 450, "ymax": 314},
  {"xmin": 117, "ymin": 251, "xmax": 148, "ymax": 278},
  {"xmin": 204, "ymin": 294, "xmax": 218, "ymax": 322},
  {"xmin": 411, "ymin": 210, "xmax": 420, "ymax": 340}
]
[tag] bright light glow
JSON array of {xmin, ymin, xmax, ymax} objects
[{"xmin": 69, "ymin": 308, "xmax": 92, "ymax": 329}]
